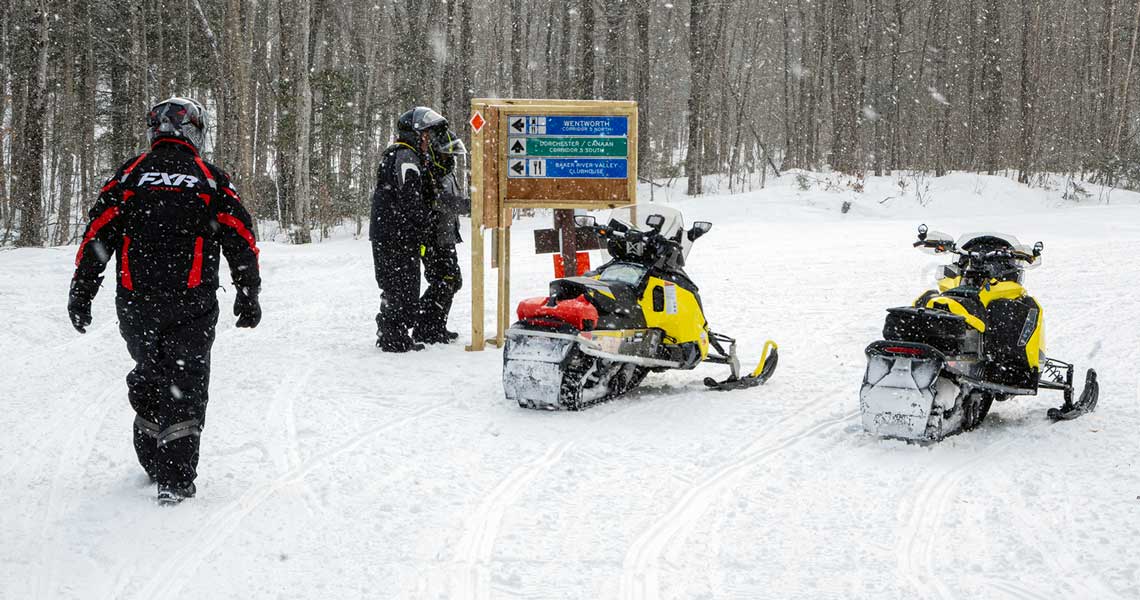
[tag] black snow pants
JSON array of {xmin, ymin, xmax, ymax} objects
[
  {"xmin": 372, "ymin": 241, "xmax": 421, "ymax": 341},
  {"xmin": 418, "ymin": 242, "xmax": 462, "ymax": 335},
  {"xmin": 117, "ymin": 292, "xmax": 218, "ymax": 487}
]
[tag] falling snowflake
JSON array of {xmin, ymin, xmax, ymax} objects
[{"xmin": 928, "ymin": 88, "xmax": 950, "ymax": 106}]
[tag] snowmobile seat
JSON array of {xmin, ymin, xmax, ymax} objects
[
  {"xmin": 924, "ymin": 292, "xmax": 987, "ymax": 333},
  {"xmin": 884, "ymin": 307, "xmax": 982, "ymax": 357}
]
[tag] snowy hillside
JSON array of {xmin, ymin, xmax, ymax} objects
[{"xmin": 2, "ymin": 172, "xmax": 1139, "ymax": 599}]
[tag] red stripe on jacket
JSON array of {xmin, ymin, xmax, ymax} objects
[
  {"xmin": 75, "ymin": 206, "xmax": 121, "ymax": 266},
  {"xmin": 120, "ymin": 236, "xmax": 134, "ymax": 290},
  {"xmin": 217, "ymin": 213, "xmax": 260, "ymax": 261},
  {"xmin": 187, "ymin": 237, "xmax": 204, "ymax": 288}
]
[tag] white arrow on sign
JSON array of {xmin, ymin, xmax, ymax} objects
[
  {"xmin": 509, "ymin": 116, "xmax": 527, "ymax": 134},
  {"xmin": 508, "ymin": 159, "xmax": 527, "ymax": 178},
  {"xmin": 508, "ymin": 138, "xmax": 526, "ymax": 156}
]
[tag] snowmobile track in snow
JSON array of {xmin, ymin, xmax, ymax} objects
[
  {"xmin": 449, "ymin": 440, "xmax": 575, "ymax": 600},
  {"xmin": 122, "ymin": 401, "xmax": 454, "ymax": 600},
  {"xmin": 1002, "ymin": 488, "xmax": 1126, "ymax": 599},
  {"xmin": 32, "ymin": 381, "xmax": 120, "ymax": 600},
  {"xmin": 619, "ymin": 389, "xmax": 857, "ymax": 600},
  {"xmin": 895, "ymin": 436, "xmax": 1016, "ymax": 600}
]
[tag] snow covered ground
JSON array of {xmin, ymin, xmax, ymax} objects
[{"xmin": 3, "ymin": 171, "xmax": 1139, "ymax": 599}]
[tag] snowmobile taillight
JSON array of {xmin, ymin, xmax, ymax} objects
[{"xmin": 883, "ymin": 346, "xmax": 926, "ymax": 356}]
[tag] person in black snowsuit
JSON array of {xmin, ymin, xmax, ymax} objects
[
  {"xmin": 369, "ymin": 107, "xmax": 465, "ymax": 351},
  {"xmin": 67, "ymin": 97, "xmax": 261, "ymax": 505},
  {"xmin": 416, "ymin": 131, "xmax": 468, "ymax": 344}
]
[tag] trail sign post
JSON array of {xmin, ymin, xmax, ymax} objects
[{"xmin": 466, "ymin": 99, "xmax": 638, "ymax": 351}]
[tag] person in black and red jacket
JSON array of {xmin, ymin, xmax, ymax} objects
[{"xmin": 68, "ymin": 97, "xmax": 262, "ymax": 505}]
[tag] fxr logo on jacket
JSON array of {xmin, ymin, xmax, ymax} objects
[{"xmin": 137, "ymin": 172, "xmax": 201, "ymax": 188}]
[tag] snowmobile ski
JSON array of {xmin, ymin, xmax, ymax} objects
[
  {"xmin": 704, "ymin": 340, "xmax": 779, "ymax": 391},
  {"xmin": 1047, "ymin": 369, "xmax": 1099, "ymax": 421}
]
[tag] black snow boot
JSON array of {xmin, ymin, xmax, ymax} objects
[
  {"xmin": 413, "ymin": 327, "xmax": 459, "ymax": 345},
  {"xmin": 376, "ymin": 335, "xmax": 425, "ymax": 353},
  {"xmin": 157, "ymin": 481, "xmax": 197, "ymax": 506}
]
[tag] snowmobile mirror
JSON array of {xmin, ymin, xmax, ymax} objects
[
  {"xmin": 688, "ymin": 221, "xmax": 712, "ymax": 241},
  {"xmin": 917, "ymin": 224, "xmax": 929, "ymax": 241},
  {"xmin": 573, "ymin": 215, "xmax": 596, "ymax": 228},
  {"xmin": 645, "ymin": 214, "xmax": 666, "ymax": 232},
  {"xmin": 1033, "ymin": 241, "xmax": 1044, "ymax": 257}
]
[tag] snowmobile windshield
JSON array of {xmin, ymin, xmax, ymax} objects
[
  {"xmin": 608, "ymin": 205, "xmax": 684, "ymax": 240},
  {"xmin": 957, "ymin": 232, "xmax": 1041, "ymax": 269},
  {"xmin": 598, "ymin": 262, "xmax": 648, "ymax": 286}
]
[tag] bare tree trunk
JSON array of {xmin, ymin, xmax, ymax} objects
[
  {"xmin": 293, "ymin": 0, "xmax": 313, "ymax": 243},
  {"xmin": 635, "ymin": 0, "xmax": 651, "ymax": 177},
  {"xmin": 1018, "ymin": 0, "xmax": 1037, "ymax": 184},
  {"xmin": 14, "ymin": 0, "xmax": 49, "ymax": 247},
  {"xmin": 510, "ymin": 0, "xmax": 523, "ymax": 96},
  {"xmin": 1114, "ymin": 0, "xmax": 1140, "ymax": 154},
  {"xmin": 0, "ymin": 2, "xmax": 10, "ymax": 238},
  {"xmin": 980, "ymin": 0, "xmax": 1003, "ymax": 175},
  {"xmin": 602, "ymin": 0, "xmax": 628, "ymax": 99},
  {"xmin": 685, "ymin": 0, "xmax": 704, "ymax": 196},
  {"xmin": 579, "ymin": 0, "xmax": 597, "ymax": 99},
  {"xmin": 831, "ymin": 0, "xmax": 859, "ymax": 174},
  {"xmin": 559, "ymin": 2, "xmax": 573, "ymax": 98}
]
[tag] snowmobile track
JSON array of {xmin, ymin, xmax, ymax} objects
[
  {"xmin": 268, "ymin": 364, "xmax": 321, "ymax": 515},
  {"xmin": 619, "ymin": 390, "xmax": 857, "ymax": 600},
  {"xmin": 123, "ymin": 401, "xmax": 454, "ymax": 600},
  {"xmin": 895, "ymin": 431, "xmax": 1023, "ymax": 600},
  {"xmin": 1003, "ymin": 491, "xmax": 1127, "ymax": 599},
  {"xmin": 450, "ymin": 440, "xmax": 575, "ymax": 600},
  {"xmin": 32, "ymin": 382, "xmax": 119, "ymax": 600},
  {"xmin": 985, "ymin": 578, "xmax": 1056, "ymax": 600}
]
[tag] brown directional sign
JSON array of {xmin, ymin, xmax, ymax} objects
[
  {"xmin": 469, "ymin": 99, "xmax": 638, "ymax": 228},
  {"xmin": 466, "ymin": 99, "xmax": 639, "ymax": 351}
]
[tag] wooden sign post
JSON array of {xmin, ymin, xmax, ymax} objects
[{"xmin": 466, "ymin": 99, "xmax": 638, "ymax": 351}]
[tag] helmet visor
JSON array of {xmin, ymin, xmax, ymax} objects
[
  {"xmin": 431, "ymin": 128, "xmax": 467, "ymax": 156},
  {"xmin": 147, "ymin": 101, "xmax": 204, "ymax": 130}
]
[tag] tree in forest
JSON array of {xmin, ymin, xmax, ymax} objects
[{"xmin": 12, "ymin": 0, "xmax": 49, "ymax": 247}]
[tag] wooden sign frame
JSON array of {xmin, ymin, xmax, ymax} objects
[{"xmin": 467, "ymin": 98, "xmax": 638, "ymax": 351}]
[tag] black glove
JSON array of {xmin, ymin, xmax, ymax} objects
[
  {"xmin": 67, "ymin": 276, "xmax": 101, "ymax": 334},
  {"xmin": 233, "ymin": 285, "xmax": 261, "ymax": 328}
]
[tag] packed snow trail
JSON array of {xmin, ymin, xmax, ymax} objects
[{"xmin": 3, "ymin": 173, "xmax": 1139, "ymax": 599}]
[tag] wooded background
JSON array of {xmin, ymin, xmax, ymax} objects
[{"xmin": 2, "ymin": 0, "xmax": 1138, "ymax": 246}]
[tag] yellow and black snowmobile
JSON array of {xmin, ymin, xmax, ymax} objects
[
  {"xmin": 503, "ymin": 205, "xmax": 778, "ymax": 410},
  {"xmin": 860, "ymin": 225, "xmax": 1099, "ymax": 442}
]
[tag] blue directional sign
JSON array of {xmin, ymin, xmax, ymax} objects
[
  {"xmin": 543, "ymin": 116, "xmax": 628, "ymax": 137},
  {"xmin": 507, "ymin": 113, "xmax": 631, "ymax": 179},
  {"xmin": 522, "ymin": 158, "xmax": 628, "ymax": 179}
]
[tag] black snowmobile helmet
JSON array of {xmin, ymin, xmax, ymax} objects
[
  {"xmin": 397, "ymin": 106, "xmax": 447, "ymax": 145},
  {"xmin": 147, "ymin": 97, "xmax": 207, "ymax": 150}
]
